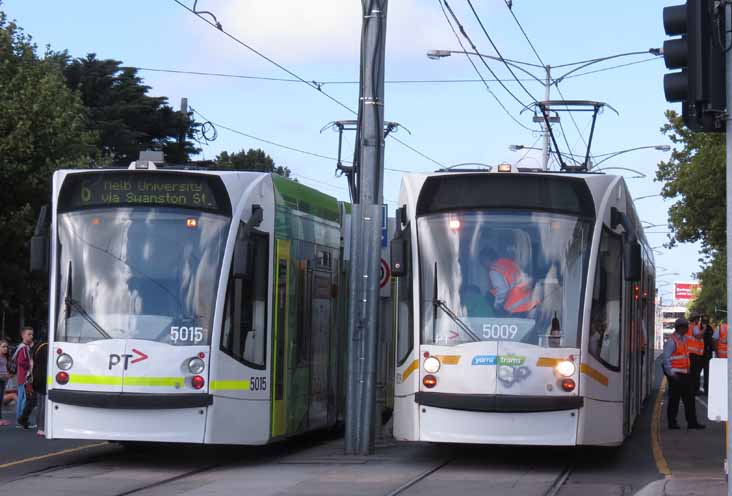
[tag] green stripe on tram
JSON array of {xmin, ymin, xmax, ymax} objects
[
  {"xmin": 62, "ymin": 375, "xmax": 185, "ymax": 387},
  {"xmin": 272, "ymin": 174, "xmax": 340, "ymax": 222}
]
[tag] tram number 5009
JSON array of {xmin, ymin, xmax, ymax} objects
[
  {"xmin": 250, "ymin": 376, "xmax": 267, "ymax": 391},
  {"xmin": 482, "ymin": 324, "xmax": 518, "ymax": 340}
]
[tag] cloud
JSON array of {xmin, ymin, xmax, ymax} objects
[{"xmin": 214, "ymin": 0, "xmax": 456, "ymax": 64}]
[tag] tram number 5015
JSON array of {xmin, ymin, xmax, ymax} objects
[
  {"xmin": 482, "ymin": 324, "xmax": 518, "ymax": 340},
  {"xmin": 250, "ymin": 376, "xmax": 267, "ymax": 391}
]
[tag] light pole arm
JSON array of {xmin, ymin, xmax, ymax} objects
[
  {"xmin": 592, "ymin": 145, "xmax": 670, "ymax": 167},
  {"xmin": 553, "ymin": 50, "xmax": 661, "ymax": 84},
  {"xmin": 434, "ymin": 50, "xmax": 546, "ymax": 85}
]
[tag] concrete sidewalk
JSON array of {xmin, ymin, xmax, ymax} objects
[{"xmin": 636, "ymin": 386, "xmax": 727, "ymax": 496}]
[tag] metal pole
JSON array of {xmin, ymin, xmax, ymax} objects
[
  {"xmin": 726, "ymin": 2, "xmax": 732, "ymax": 491},
  {"xmin": 542, "ymin": 65, "xmax": 551, "ymax": 170},
  {"xmin": 345, "ymin": 0, "xmax": 388, "ymax": 456}
]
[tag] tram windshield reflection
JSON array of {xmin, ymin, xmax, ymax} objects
[
  {"xmin": 418, "ymin": 211, "xmax": 592, "ymax": 348},
  {"xmin": 55, "ymin": 207, "xmax": 230, "ymax": 345}
]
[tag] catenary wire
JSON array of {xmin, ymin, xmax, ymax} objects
[
  {"xmin": 502, "ymin": 0, "xmax": 546, "ymax": 67},
  {"xmin": 132, "ymin": 66, "xmax": 542, "ymax": 84},
  {"xmin": 439, "ymin": 0, "xmax": 538, "ymax": 132},
  {"xmin": 563, "ymin": 57, "xmax": 660, "ymax": 79},
  {"xmin": 442, "ymin": 0, "xmax": 530, "ymax": 108},
  {"xmin": 190, "ymin": 108, "xmax": 419, "ymax": 174},
  {"xmin": 465, "ymin": 0, "xmax": 538, "ymax": 102},
  {"xmin": 172, "ymin": 0, "xmax": 445, "ymax": 168}
]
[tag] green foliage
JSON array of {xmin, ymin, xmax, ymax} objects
[
  {"xmin": 59, "ymin": 53, "xmax": 200, "ymax": 164},
  {"xmin": 215, "ymin": 149, "xmax": 292, "ymax": 178},
  {"xmin": 0, "ymin": 9, "xmax": 94, "ymax": 327},
  {"xmin": 656, "ymin": 110, "xmax": 726, "ymax": 317}
]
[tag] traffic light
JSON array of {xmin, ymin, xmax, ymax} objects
[{"xmin": 662, "ymin": 0, "xmax": 725, "ymax": 132}]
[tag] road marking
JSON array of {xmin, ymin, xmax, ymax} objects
[
  {"xmin": 0, "ymin": 442, "xmax": 108, "ymax": 470},
  {"xmin": 651, "ymin": 377, "xmax": 672, "ymax": 477}
]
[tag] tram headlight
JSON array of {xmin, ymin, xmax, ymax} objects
[
  {"xmin": 56, "ymin": 371, "xmax": 70, "ymax": 385},
  {"xmin": 423, "ymin": 356, "xmax": 441, "ymax": 374},
  {"xmin": 423, "ymin": 375, "xmax": 437, "ymax": 388},
  {"xmin": 56, "ymin": 353, "xmax": 74, "ymax": 371},
  {"xmin": 191, "ymin": 375, "xmax": 205, "ymax": 390},
  {"xmin": 187, "ymin": 357, "xmax": 205, "ymax": 374},
  {"xmin": 555, "ymin": 360, "xmax": 576, "ymax": 378}
]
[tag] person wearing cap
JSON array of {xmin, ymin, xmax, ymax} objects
[
  {"xmin": 686, "ymin": 313, "xmax": 705, "ymax": 395},
  {"xmin": 662, "ymin": 317, "xmax": 705, "ymax": 429}
]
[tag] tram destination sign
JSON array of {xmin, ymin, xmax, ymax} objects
[{"xmin": 59, "ymin": 172, "xmax": 227, "ymax": 213}]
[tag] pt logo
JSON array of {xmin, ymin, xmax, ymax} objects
[{"xmin": 108, "ymin": 349, "xmax": 148, "ymax": 370}]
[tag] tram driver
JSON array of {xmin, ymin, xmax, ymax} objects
[{"xmin": 480, "ymin": 236, "xmax": 541, "ymax": 317}]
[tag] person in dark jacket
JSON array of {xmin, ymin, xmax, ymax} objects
[
  {"xmin": 701, "ymin": 317, "xmax": 715, "ymax": 396},
  {"xmin": 18, "ymin": 340, "xmax": 48, "ymax": 434}
]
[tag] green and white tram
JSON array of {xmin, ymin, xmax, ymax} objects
[
  {"xmin": 390, "ymin": 164, "xmax": 655, "ymax": 446},
  {"xmin": 35, "ymin": 163, "xmax": 349, "ymax": 444}
]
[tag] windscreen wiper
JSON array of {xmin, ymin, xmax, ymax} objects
[
  {"xmin": 64, "ymin": 261, "xmax": 112, "ymax": 340},
  {"xmin": 432, "ymin": 262, "xmax": 481, "ymax": 343}
]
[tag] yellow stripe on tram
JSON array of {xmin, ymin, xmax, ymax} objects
[
  {"xmin": 68, "ymin": 375, "xmax": 124, "ymax": 386},
  {"xmin": 579, "ymin": 363, "xmax": 609, "ymax": 387},
  {"xmin": 434, "ymin": 355, "xmax": 461, "ymax": 365},
  {"xmin": 401, "ymin": 359, "xmax": 419, "ymax": 381},
  {"xmin": 210, "ymin": 380, "xmax": 251, "ymax": 391}
]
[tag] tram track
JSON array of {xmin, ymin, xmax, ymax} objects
[{"xmin": 385, "ymin": 455, "xmax": 574, "ymax": 496}]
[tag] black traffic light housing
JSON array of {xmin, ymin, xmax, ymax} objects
[{"xmin": 663, "ymin": 0, "xmax": 725, "ymax": 132}]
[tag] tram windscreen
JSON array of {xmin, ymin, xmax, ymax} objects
[
  {"xmin": 55, "ymin": 207, "xmax": 230, "ymax": 345},
  {"xmin": 418, "ymin": 211, "xmax": 592, "ymax": 348}
]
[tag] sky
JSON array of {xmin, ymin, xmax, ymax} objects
[{"xmin": 4, "ymin": 0, "xmax": 703, "ymax": 303}]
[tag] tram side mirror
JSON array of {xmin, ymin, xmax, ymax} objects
[
  {"xmin": 391, "ymin": 237, "xmax": 408, "ymax": 277},
  {"xmin": 30, "ymin": 205, "xmax": 49, "ymax": 275},
  {"xmin": 624, "ymin": 240, "xmax": 641, "ymax": 281}
]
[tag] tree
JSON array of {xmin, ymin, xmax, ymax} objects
[
  {"xmin": 656, "ymin": 110, "xmax": 726, "ymax": 316},
  {"xmin": 0, "ymin": 8, "xmax": 94, "ymax": 333},
  {"xmin": 215, "ymin": 149, "xmax": 292, "ymax": 177},
  {"xmin": 59, "ymin": 53, "xmax": 200, "ymax": 164}
]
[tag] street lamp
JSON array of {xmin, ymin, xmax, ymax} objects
[{"xmin": 429, "ymin": 48, "xmax": 661, "ymax": 171}]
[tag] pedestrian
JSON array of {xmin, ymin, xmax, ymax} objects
[
  {"xmin": 701, "ymin": 316, "xmax": 714, "ymax": 396},
  {"xmin": 686, "ymin": 313, "xmax": 705, "ymax": 395},
  {"xmin": 0, "ymin": 339, "xmax": 11, "ymax": 426},
  {"xmin": 12, "ymin": 326, "xmax": 34, "ymax": 428},
  {"xmin": 663, "ymin": 317, "xmax": 705, "ymax": 429},
  {"xmin": 19, "ymin": 339, "xmax": 47, "ymax": 434},
  {"xmin": 714, "ymin": 320, "xmax": 728, "ymax": 358}
]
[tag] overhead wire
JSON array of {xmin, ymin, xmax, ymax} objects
[
  {"xmin": 502, "ymin": 0, "xmax": 545, "ymax": 67},
  {"xmin": 464, "ymin": 0, "xmax": 537, "ymax": 102},
  {"xmin": 172, "ymin": 0, "xmax": 445, "ymax": 168},
  {"xmin": 190, "ymin": 108, "xmax": 419, "ymax": 174},
  {"xmin": 438, "ymin": 0, "xmax": 538, "ymax": 132},
  {"xmin": 132, "ymin": 66, "xmax": 542, "ymax": 85}
]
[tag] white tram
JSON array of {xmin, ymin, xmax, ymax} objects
[
  {"xmin": 390, "ymin": 164, "xmax": 655, "ymax": 446},
  {"xmin": 32, "ymin": 163, "xmax": 354, "ymax": 444}
]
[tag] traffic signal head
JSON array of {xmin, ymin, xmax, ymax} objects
[{"xmin": 662, "ymin": 0, "xmax": 725, "ymax": 132}]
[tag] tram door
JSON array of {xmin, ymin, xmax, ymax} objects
[{"xmin": 308, "ymin": 261, "xmax": 334, "ymax": 429}]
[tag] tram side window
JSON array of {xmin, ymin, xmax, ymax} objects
[
  {"xmin": 395, "ymin": 225, "xmax": 413, "ymax": 366},
  {"xmin": 589, "ymin": 228, "xmax": 622, "ymax": 370},
  {"xmin": 221, "ymin": 228, "xmax": 268, "ymax": 369}
]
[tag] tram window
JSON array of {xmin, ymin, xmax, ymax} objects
[
  {"xmin": 221, "ymin": 227, "xmax": 268, "ymax": 369},
  {"xmin": 589, "ymin": 228, "xmax": 622, "ymax": 370},
  {"xmin": 395, "ymin": 225, "xmax": 413, "ymax": 366}
]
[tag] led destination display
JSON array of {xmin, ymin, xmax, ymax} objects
[{"xmin": 59, "ymin": 172, "xmax": 230, "ymax": 214}]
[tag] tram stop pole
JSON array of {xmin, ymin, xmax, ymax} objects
[
  {"xmin": 344, "ymin": 0, "xmax": 388, "ymax": 456},
  {"xmin": 726, "ymin": 2, "xmax": 732, "ymax": 493}
]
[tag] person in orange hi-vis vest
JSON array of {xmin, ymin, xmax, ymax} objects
[
  {"xmin": 685, "ymin": 313, "xmax": 705, "ymax": 395},
  {"xmin": 662, "ymin": 318, "xmax": 705, "ymax": 429},
  {"xmin": 714, "ymin": 321, "xmax": 728, "ymax": 359},
  {"xmin": 480, "ymin": 244, "xmax": 540, "ymax": 316}
]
